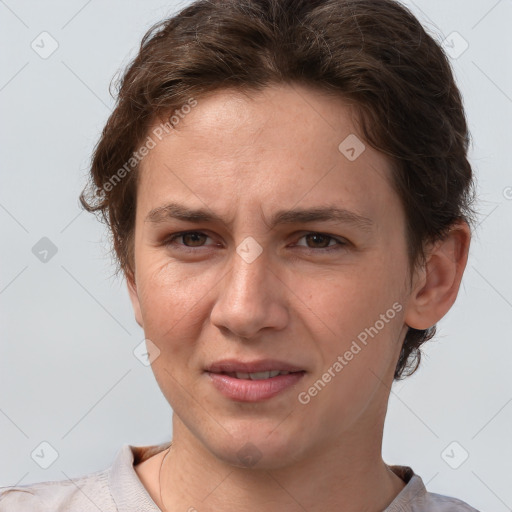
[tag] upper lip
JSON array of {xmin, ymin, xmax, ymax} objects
[{"xmin": 205, "ymin": 359, "xmax": 305, "ymax": 374}]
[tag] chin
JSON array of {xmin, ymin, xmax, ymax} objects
[{"xmin": 204, "ymin": 420, "xmax": 312, "ymax": 470}]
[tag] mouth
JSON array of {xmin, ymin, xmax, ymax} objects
[
  {"xmin": 220, "ymin": 370, "xmax": 299, "ymax": 380},
  {"xmin": 205, "ymin": 359, "xmax": 306, "ymax": 402}
]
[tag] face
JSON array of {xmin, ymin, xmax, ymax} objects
[{"xmin": 128, "ymin": 84, "xmax": 412, "ymax": 469}]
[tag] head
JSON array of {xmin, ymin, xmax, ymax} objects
[{"xmin": 81, "ymin": 0, "xmax": 475, "ymax": 468}]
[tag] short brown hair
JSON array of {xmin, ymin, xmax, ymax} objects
[{"xmin": 80, "ymin": 0, "xmax": 477, "ymax": 380}]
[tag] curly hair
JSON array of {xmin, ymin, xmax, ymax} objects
[{"xmin": 80, "ymin": 0, "xmax": 477, "ymax": 380}]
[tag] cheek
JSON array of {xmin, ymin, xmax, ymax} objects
[
  {"xmin": 304, "ymin": 255, "xmax": 406, "ymax": 375},
  {"xmin": 300, "ymin": 280, "xmax": 405, "ymax": 424},
  {"xmin": 135, "ymin": 258, "xmax": 214, "ymax": 349},
  {"xmin": 308, "ymin": 261, "xmax": 401, "ymax": 331}
]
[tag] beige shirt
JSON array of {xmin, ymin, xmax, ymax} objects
[{"xmin": 0, "ymin": 444, "xmax": 480, "ymax": 511}]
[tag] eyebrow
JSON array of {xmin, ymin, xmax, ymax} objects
[{"xmin": 145, "ymin": 202, "xmax": 375, "ymax": 233}]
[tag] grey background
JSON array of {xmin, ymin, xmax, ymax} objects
[{"xmin": 1, "ymin": 0, "xmax": 511, "ymax": 509}]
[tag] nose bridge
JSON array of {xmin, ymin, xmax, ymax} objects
[
  {"xmin": 210, "ymin": 240, "xmax": 286, "ymax": 338},
  {"xmin": 224, "ymin": 242, "xmax": 270, "ymax": 311}
]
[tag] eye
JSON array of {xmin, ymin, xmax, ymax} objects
[
  {"xmin": 294, "ymin": 232, "xmax": 348, "ymax": 252},
  {"xmin": 164, "ymin": 231, "xmax": 215, "ymax": 250},
  {"xmin": 162, "ymin": 230, "xmax": 348, "ymax": 254}
]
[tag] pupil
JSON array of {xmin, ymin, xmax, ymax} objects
[
  {"xmin": 184, "ymin": 233, "xmax": 205, "ymax": 246},
  {"xmin": 307, "ymin": 233, "xmax": 329, "ymax": 248}
]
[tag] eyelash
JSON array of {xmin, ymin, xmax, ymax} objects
[{"xmin": 163, "ymin": 231, "xmax": 348, "ymax": 254}]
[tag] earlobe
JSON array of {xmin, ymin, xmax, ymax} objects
[
  {"xmin": 126, "ymin": 273, "xmax": 143, "ymax": 328},
  {"xmin": 404, "ymin": 221, "xmax": 471, "ymax": 330}
]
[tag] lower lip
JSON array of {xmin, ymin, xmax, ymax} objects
[{"xmin": 206, "ymin": 372, "xmax": 305, "ymax": 402}]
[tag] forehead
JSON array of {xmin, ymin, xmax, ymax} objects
[
  {"xmin": 147, "ymin": 84, "xmax": 365, "ymax": 162},
  {"xmin": 137, "ymin": 84, "xmax": 399, "ymax": 227}
]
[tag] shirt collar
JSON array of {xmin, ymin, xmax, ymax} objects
[
  {"xmin": 109, "ymin": 444, "xmax": 427, "ymax": 512},
  {"xmin": 109, "ymin": 443, "xmax": 165, "ymax": 512},
  {"xmin": 384, "ymin": 465, "xmax": 428, "ymax": 511}
]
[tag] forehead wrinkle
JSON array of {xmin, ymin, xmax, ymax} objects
[{"xmin": 144, "ymin": 201, "xmax": 375, "ymax": 236}]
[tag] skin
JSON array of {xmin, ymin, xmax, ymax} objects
[{"xmin": 128, "ymin": 83, "xmax": 470, "ymax": 511}]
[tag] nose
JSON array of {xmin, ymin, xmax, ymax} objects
[{"xmin": 209, "ymin": 245, "xmax": 289, "ymax": 340}]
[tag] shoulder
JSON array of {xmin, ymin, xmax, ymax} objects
[
  {"xmin": 0, "ymin": 468, "xmax": 116, "ymax": 512},
  {"xmin": 416, "ymin": 490, "xmax": 481, "ymax": 512},
  {"xmin": 0, "ymin": 442, "xmax": 170, "ymax": 512},
  {"xmin": 387, "ymin": 465, "xmax": 481, "ymax": 512}
]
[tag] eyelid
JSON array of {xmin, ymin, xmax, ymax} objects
[
  {"xmin": 292, "ymin": 231, "xmax": 348, "ymax": 248},
  {"xmin": 164, "ymin": 230, "xmax": 219, "ymax": 248},
  {"xmin": 163, "ymin": 230, "xmax": 349, "ymax": 252}
]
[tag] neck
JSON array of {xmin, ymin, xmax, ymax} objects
[{"xmin": 159, "ymin": 417, "xmax": 405, "ymax": 512}]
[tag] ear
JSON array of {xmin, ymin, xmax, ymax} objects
[
  {"xmin": 404, "ymin": 220, "xmax": 471, "ymax": 330},
  {"xmin": 126, "ymin": 272, "xmax": 143, "ymax": 328}
]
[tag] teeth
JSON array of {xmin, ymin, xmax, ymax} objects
[
  {"xmin": 233, "ymin": 370, "xmax": 291, "ymax": 380},
  {"xmin": 250, "ymin": 371, "xmax": 271, "ymax": 380}
]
